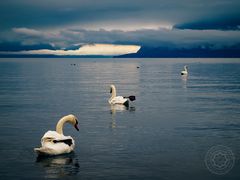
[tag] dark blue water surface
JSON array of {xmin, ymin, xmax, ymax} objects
[{"xmin": 0, "ymin": 58, "xmax": 239, "ymax": 180}]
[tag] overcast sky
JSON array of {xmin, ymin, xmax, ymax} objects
[{"xmin": 0, "ymin": 0, "xmax": 239, "ymax": 51}]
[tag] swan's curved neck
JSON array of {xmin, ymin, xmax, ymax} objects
[
  {"xmin": 184, "ymin": 66, "xmax": 188, "ymax": 72},
  {"xmin": 56, "ymin": 116, "xmax": 69, "ymax": 134},
  {"xmin": 110, "ymin": 86, "xmax": 117, "ymax": 101}
]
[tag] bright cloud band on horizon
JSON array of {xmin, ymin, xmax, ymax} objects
[{"xmin": 0, "ymin": 44, "xmax": 141, "ymax": 56}]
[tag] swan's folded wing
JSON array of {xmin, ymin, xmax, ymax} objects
[
  {"xmin": 53, "ymin": 139, "xmax": 73, "ymax": 146},
  {"xmin": 35, "ymin": 131, "xmax": 75, "ymax": 155},
  {"xmin": 42, "ymin": 131, "xmax": 64, "ymax": 139},
  {"xmin": 41, "ymin": 131, "xmax": 75, "ymax": 147},
  {"xmin": 111, "ymin": 96, "xmax": 128, "ymax": 104}
]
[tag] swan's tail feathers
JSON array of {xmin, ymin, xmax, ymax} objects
[
  {"xmin": 123, "ymin": 100, "xmax": 129, "ymax": 107},
  {"xmin": 126, "ymin": 96, "xmax": 136, "ymax": 101}
]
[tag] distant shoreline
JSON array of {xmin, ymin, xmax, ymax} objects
[{"xmin": 0, "ymin": 56, "xmax": 240, "ymax": 58}]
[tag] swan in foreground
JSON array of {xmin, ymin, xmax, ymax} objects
[
  {"xmin": 181, "ymin": 65, "xmax": 188, "ymax": 75},
  {"xmin": 34, "ymin": 114, "xmax": 79, "ymax": 156},
  {"xmin": 108, "ymin": 84, "xmax": 135, "ymax": 107}
]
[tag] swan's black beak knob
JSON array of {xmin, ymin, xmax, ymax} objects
[
  {"xmin": 74, "ymin": 119, "xmax": 79, "ymax": 131},
  {"xmin": 74, "ymin": 124, "xmax": 79, "ymax": 131}
]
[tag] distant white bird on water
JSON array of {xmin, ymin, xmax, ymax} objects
[
  {"xmin": 181, "ymin": 65, "xmax": 188, "ymax": 75},
  {"xmin": 108, "ymin": 84, "xmax": 135, "ymax": 107},
  {"xmin": 34, "ymin": 114, "xmax": 79, "ymax": 156}
]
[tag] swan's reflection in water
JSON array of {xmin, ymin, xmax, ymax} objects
[
  {"xmin": 110, "ymin": 104, "xmax": 135, "ymax": 129},
  {"xmin": 36, "ymin": 153, "xmax": 80, "ymax": 178},
  {"xmin": 181, "ymin": 75, "xmax": 188, "ymax": 89}
]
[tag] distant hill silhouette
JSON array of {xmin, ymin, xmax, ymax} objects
[{"xmin": 116, "ymin": 46, "xmax": 240, "ymax": 58}]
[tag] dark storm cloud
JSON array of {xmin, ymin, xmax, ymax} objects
[
  {"xmin": 0, "ymin": 41, "xmax": 55, "ymax": 51},
  {"xmin": 0, "ymin": 0, "xmax": 142, "ymax": 30},
  {"xmin": 0, "ymin": 0, "xmax": 240, "ymax": 52},
  {"xmin": 174, "ymin": 16, "xmax": 240, "ymax": 30},
  {"xmin": 1, "ymin": 0, "xmax": 240, "ymax": 30}
]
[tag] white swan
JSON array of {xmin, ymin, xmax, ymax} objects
[
  {"xmin": 108, "ymin": 84, "xmax": 135, "ymax": 107},
  {"xmin": 181, "ymin": 65, "xmax": 188, "ymax": 75},
  {"xmin": 34, "ymin": 114, "xmax": 79, "ymax": 156}
]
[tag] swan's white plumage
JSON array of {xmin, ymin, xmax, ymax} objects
[
  {"xmin": 34, "ymin": 114, "xmax": 78, "ymax": 156},
  {"xmin": 38, "ymin": 131, "xmax": 74, "ymax": 155},
  {"xmin": 181, "ymin": 65, "xmax": 188, "ymax": 75},
  {"xmin": 109, "ymin": 96, "xmax": 128, "ymax": 105},
  {"xmin": 108, "ymin": 85, "xmax": 129, "ymax": 106}
]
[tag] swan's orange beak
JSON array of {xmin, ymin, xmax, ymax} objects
[{"xmin": 74, "ymin": 124, "xmax": 79, "ymax": 131}]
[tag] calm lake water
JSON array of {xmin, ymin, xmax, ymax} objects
[{"xmin": 0, "ymin": 58, "xmax": 239, "ymax": 180}]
